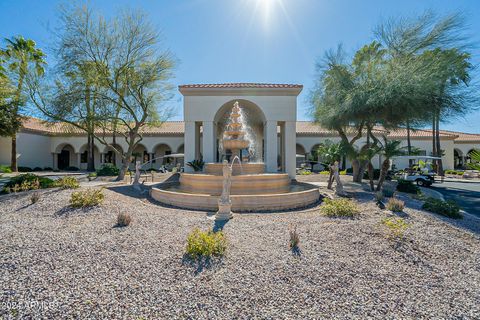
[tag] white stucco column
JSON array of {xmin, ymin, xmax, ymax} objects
[
  {"xmin": 202, "ymin": 121, "xmax": 215, "ymax": 164},
  {"xmin": 284, "ymin": 121, "xmax": 296, "ymax": 179},
  {"xmin": 184, "ymin": 121, "xmax": 196, "ymax": 173},
  {"xmin": 265, "ymin": 120, "xmax": 278, "ymax": 173}
]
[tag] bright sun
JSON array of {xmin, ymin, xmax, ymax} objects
[{"xmin": 256, "ymin": 0, "xmax": 281, "ymax": 28}]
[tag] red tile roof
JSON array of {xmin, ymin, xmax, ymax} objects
[
  {"xmin": 179, "ymin": 83, "xmax": 303, "ymax": 89},
  {"xmin": 19, "ymin": 117, "xmax": 479, "ymax": 141}
]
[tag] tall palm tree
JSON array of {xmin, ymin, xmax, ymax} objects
[
  {"xmin": 376, "ymin": 138, "xmax": 404, "ymax": 191},
  {"xmin": 2, "ymin": 36, "xmax": 46, "ymax": 171}
]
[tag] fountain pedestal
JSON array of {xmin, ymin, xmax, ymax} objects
[{"xmin": 215, "ymin": 199, "xmax": 233, "ymax": 221}]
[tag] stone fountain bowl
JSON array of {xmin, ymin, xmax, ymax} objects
[
  {"xmin": 150, "ymin": 181, "xmax": 320, "ymax": 212},
  {"xmin": 223, "ymin": 139, "xmax": 249, "ymax": 150},
  {"xmin": 205, "ymin": 162, "xmax": 265, "ymax": 175}
]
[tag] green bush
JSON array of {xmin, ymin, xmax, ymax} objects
[
  {"xmin": 18, "ymin": 166, "xmax": 33, "ymax": 172},
  {"xmin": 43, "ymin": 167, "xmax": 53, "ymax": 171},
  {"xmin": 0, "ymin": 165, "xmax": 12, "ymax": 173},
  {"xmin": 339, "ymin": 169, "xmax": 347, "ymax": 175},
  {"xmin": 64, "ymin": 166, "xmax": 79, "ymax": 171},
  {"xmin": 321, "ymin": 198, "xmax": 359, "ymax": 217},
  {"xmin": 396, "ymin": 179, "xmax": 420, "ymax": 194},
  {"xmin": 382, "ymin": 185, "xmax": 395, "ymax": 197},
  {"xmin": 96, "ymin": 164, "xmax": 120, "ymax": 176},
  {"xmin": 33, "ymin": 167, "xmax": 43, "ymax": 172},
  {"xmin": 422, "ymin": 197, "xmax": 462, "ymax": 219},
  {"xmin": 319, "ymin": 170, "xmax": 330, "ymax": 175},
  {"xmin": 298, "ymin": 169, "xmax": 312, "ymax": 175},
  {"xmin": 386, "ymin": 198, "xmax": 405, "ymax": 212},
  {"xmin": 55, "ymin": 176, "xmax": 80, "ymax": 189},
  {"xmin": 382, "ymin": 217, "xmax": 410, "ymax": 239},
  {"xmin": 70, "ymin": 188, "xmax": 105, "ymax": 208},
  {"xmin": 185, "ymin": 228, "xmax": 227, "ymax": 259},
  {"xmin": 3, "ymin": 174, "xmax": 55, "ymax": 193}
]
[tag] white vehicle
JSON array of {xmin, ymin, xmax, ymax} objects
[{"xmin": 391, "ymin": 156, "xmax": 441, "ymax": 187}]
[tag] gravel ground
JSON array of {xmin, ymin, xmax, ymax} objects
[{"xmin": 0, "ymin": 185, "xmax": 479, "ymax": 319}]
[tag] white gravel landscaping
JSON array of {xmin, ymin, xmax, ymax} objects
[{"xmin": 0, "ymin": 186, "xmax": 479, "ymax": 319}]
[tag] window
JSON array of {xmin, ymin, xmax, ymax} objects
[{"xmin": 81, "ymin": 151, "xmax": 88, "ymax": 163}]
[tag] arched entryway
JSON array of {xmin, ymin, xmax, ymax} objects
[
  {"xmin": 56, "ymin": 144, "xmax": 76, "ymax": 170},
  {"xmin": 214, "ymin": 99, "xmax": 266, "ymax": 163},
  {"xmin": 454, "ymin": 148, "xmax": 464, "ymax": 169},
  {"xmin": 296, "ymin": 143, "xmax": 307, "ymax": 168},
  {"xmin": 152, "ymin": 143, "xmax": 173, "ymax": 168}
]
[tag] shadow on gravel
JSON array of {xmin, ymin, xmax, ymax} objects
[
  {"xmin": 212, "ymin": 219, "xmax": 229, "ymax": 232},
  {"xmin": 182, "ymin": 255, "xmax": 224, "ymax": 275},
  {"xmin": 55, "ymin": 206, "xmax": 97, "ymax": 217}
]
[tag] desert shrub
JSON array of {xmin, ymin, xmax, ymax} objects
[
  {"xmin": 116, "ymin": 212, "xmax": 132, "ymax": 227},
  {"xmin": 96, "ymin": 164, "xmax": 119, "ymax": 176},
  {"xmin": 321, "ymin": 198, "xmax": 359, "ymax": 217},
  {"xmin": 0, "ymin": 165, "xmax": 12, "ymax": 173},
  {"xmin": 43, "ymin": 167, "xmax": 53, "ymax": 171},
  {"xmin": 289, "ymin": 225, "xmax": 300, "ymax": 251},
  {"xmin": 18, "ymin": 166, "xmax": 33, "ymax": 172},
  {"xmin": 386, "ymin": 198, "xmax": 405, "ymax": 212},
  {"xmin": 319, "ymin": 170, "xmax": 330, "ymax": 175},
  {"xmin": 339, "ymin": 169, "xmax": 347, "ymax": 175},
  {"xmin": 382, "ymin": 185, "xmax": 396, "ymax": 197},
  {"xmin": 185, "ymin": 228, "xmax": 227, "ymax": 260},
  {"xmin": 70, "ymin": 188, "xmax": 105, "ymax": 208},
  {"xmin": 445, "ymin": 169, "xmax": 455, "ymax": 175},
  {"xmin": 32, "ymin": 167, "xmax": 43, "ymax": 172},
  {"xmin": 382, "ymin": 217, "xmax": 410, "ymax": 239},
  {"xmin": 30, "ymin": 192, "xmax": 40, "ymax": 204},
  {"xmin": 3, "ymin": 174, "xmax": 55, "ymax": 193},
  {"xmin": 55, "ymin": 176, "xmax": 80, "ymax": 189},
  {"xmin": 298, "ymin": 169, "xmax": 312, "ymax": 175},
  {"xmin": 422, "ymin": 197, "xmax": 462, "ymax": 219},
  {"xmin": 396, "ymin": 179, "xmax": 420, "ymax": 194},
  {"xmin": 375, "ymin": 191, "xmax": 385, "ymax": 202}
]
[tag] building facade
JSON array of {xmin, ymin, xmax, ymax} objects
[{"xmin": 0, "ymin": 83, "xmax": 479, "ymax": 173}]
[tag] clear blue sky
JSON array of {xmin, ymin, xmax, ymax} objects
[{"xmin": 1, "ymin": 0, "xmax": 479, "ymax": 132}]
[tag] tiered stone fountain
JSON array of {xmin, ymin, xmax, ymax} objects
[{"xmin": 151, "ymin": 101, "xmax": 320, "ymax": 212}]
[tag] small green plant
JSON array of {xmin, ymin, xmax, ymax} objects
[
  {"xmin": 339, "ymin": 169, "xmax": 347, "ymax": 175},
  {"xmin": 0, "ymin": 165, "xmax": 12, "ymax": 173},
  {"xmin": 375, "ymin": 191, "xmax": 385, "ymax": 202},
  {"xmin": 70, "ymin": 188, "xmax": 105, "ymax": 208},
  {"xmin": 319, "ymin": 170, "xmax": 330, "ymax": 175},
  {"xmin": 96, "ymin": 164, "xmax": 120, "ymax": 176},
  {"xmin": 30, "ymin": 191, "xmax": 40, "ymax": 204},
  {"xmin": 396, "ymin": 179, "xmax": 420, "ymax": 194},
  {"xmin": 289, "ymin": 224, "xmax": 300, "ymax": 251},
  {"xmin": 382, "ymin": 185, "xmax": 395, "ymax": 197},
  {"xmin": 2, "ymin": 174, "xmax": 55, "ymax": 193},
  {"xmin": 116, "ymin": 212, "xmax": 132, "ymax": 227},
  {"xmin": 422, "ymin": 197, "xmax": 462, "ymax": 219},
  {"xmin": 87, "ymin": 172, "xmax": 97, "ymax": 181},
  {"xmin": 382, "ymin": 217, "xmax": 410, "ymax": 240},
  {"xmin": 185, "ymin": 228, "xmax": 227, "ymax": 259},
  {"xmin": 321, "ymin": 198, "xmax": 359, "ymax": 217},
  {"xmin": 55, "ymin": 176, "xmax": 80, "ymax": 189},
  {"xmin": 298, "ymin": 169, "xmax": 312, "ymax": 175},
  {"xmin": 33, "ymin": 167, "xmax": 43, "ymax": 172},
  {"xmin": 186, "ymin": 159, "xmax": 205, "ymax": 172},
  {"xmin": 386, "ymin": 198, "xmax": 405, "ymax": 212}
]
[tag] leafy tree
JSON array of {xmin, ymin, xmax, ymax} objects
[
  {"xmin": 1, "ymin": 36, "xmax": 46, "ymax": 171},
  {"xmin": 376, "ymin": 138, "xmax": 404, "ymax": 191},
  {"xmin": 28, "ymin": 5, "xmax": 175, "ymax": 180},
  {"xmin": 315, "ymin": 140, "xmax": 345, "ymax": 190}
]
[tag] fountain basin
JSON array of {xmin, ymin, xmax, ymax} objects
[
  {"xmin": 204, "ymin": 162, "xmax": 265, "ymax": 175},
  {"xmin": 179, "ymin": 173, "xmax": 290, "ymax": 195},
  {"xmin": 222, "ymin": 139, "xmax": 249, "ymax": 150},
  {"xmin": 151, "ymin": 182, "xmax": 320, "ymax": 212}
]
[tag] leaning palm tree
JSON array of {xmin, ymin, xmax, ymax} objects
[
  {"xmin": 376, "ymin": 138, "xmax": 404, "ymax": 191},
  {"xmin": 316, "ymin": 140, "xmax": 345, "ymax": 193},
  {"xmin": 2, "ymin": 36, "xmax": 46, "ymax": 171}
]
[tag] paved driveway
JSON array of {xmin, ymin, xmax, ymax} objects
[{"xmin": 432, "ymin": 182, "xmax": 480, "ymax": 216}]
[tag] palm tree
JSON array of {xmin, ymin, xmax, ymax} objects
[
  {"xmin": 316, "ymin": 140, "xmax": 345, "ymax": 191},
  {"xmin": 467, "ymin": 149, "xmax": 480, "ymax": 171},
  {"xmin": 376, "ymin": 138, "xmax": 404, "ymax": 191},
  {"xmin": 2, "ymin": 36, "xmax": 46, "ymax": 171}
]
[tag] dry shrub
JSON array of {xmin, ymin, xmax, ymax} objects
[
  {"xmin": 70, "ymin": 188, "xmax": 104, "ymax": 208},
  {"xmin": 116, "ymin": 212, "xmax": 132, "ymax": 227},
  {"xmin": 386, "ymin": 198, "xmax": 405, "ymax": 212}
]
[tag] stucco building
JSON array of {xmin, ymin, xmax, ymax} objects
[{"xmin": 0, "ymin": 83, "xmax": 479, "ymax": 173}]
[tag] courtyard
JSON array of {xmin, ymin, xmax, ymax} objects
[{"xmin": 0, "ymin": 175, "xmax": 479, "ymax": 319}]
